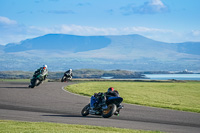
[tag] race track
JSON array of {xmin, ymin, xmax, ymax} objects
[{"xmin": 0, "ymin": 81, "xmax": 200, "ymax": 133}]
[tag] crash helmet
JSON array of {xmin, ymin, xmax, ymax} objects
[
  {"xmin": 69, "ymin": 69, "xmax": 72, "ymax": 71},
  {"xmin": 43, "ymin": 64, "xmax": 47, "ymax": 69},
  {"xmin": 107, "ymin": 87, "xmax": 114, "ymax": 93}
]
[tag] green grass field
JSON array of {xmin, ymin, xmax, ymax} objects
[
  {"xmin": 0, "ymin": 120, "xmax": 162, "ymax": 133},
  {"xmin": 65, "ymin": 81, "xmax": 200, "ymax": 113}
]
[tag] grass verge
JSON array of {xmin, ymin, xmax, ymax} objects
[
  {"xmin": 0, "ymin": 120, "xmax": 162, "ymax": 133},
  {"xmin": 65, "ymin": 81, "xmax": 200, "ymax": 113},
  {"xmin": 0, "ymin": 79, "xmax": 30, "ymax": 82}
]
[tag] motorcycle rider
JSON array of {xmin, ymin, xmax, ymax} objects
[
  {"xmin": 105, "ymin": 87, "xmax": 119, "ymax": 97},
  {"xmin": 90, "ymin": 87, "xmax": 120, "ymax": 114},
  {"xmin": 29, "ymin": 65, "xmax": 48, "ymax": 87},
  {"xmin": 64, "ymin": 69, "xmax": 73, "ymax": 79},
  {"xmin": 33, "ymin": 64, "xmax": 48, "ymax": 80}
]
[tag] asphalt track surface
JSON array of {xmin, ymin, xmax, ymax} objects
[{"xmin": 0, "ymin": 81, "xmax": 200, "ymax": 133}]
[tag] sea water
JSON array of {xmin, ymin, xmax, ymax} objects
[{"xmin": 145, "ymin": 74, "xmax": 200, "ymax": 80}]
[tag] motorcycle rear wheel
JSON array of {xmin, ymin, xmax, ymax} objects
[
  {"xmin": 102, "ymin": 104, "xmax": 116, "ymax": 118},
  {"xmin": 81, "ymin": 104, "xmax": 90, "ymax": 116}
]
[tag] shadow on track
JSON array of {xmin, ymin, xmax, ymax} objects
[
  {"xmin": 0, "ymin": 86, "xmax": 29, "ymax": 89},
  {"xmin": 42, "ymin": 115, "xmax": 101, "ymax": 118}
]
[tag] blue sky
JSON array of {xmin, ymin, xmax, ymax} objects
[{"xmin": 0, "ymin": 0, "xmax": 200, "ymax": 45}]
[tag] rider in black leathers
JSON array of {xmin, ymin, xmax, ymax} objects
[
  {"xmin": 64, "ymin": 69, "xmax": 73, "ymax": 79},
  {"xmin": 90, "ymin": 87, "xmax": 120, "ymax": 113}
]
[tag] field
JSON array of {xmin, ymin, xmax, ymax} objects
[
  {"xmin": 1, "ymin": 79, "xmax": 199, "ymax": 132},
  {"xmin": 65, "ymin": 81, "xmax": 200, "ymax": 113},
  {"xmin": 0, "ymin": 120, "xmax": 162, "ymax": 133}
]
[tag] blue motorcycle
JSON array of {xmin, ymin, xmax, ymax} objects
[{"xmin": 81, "ymin": 96, "xmax": 123, "ymax": 118}]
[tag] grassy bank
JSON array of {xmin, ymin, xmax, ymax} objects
[
  {"xmin": 65, "ymin": 81, "xmax": 200, "ymax": 113},
  {"xmin": 0, "ymin": 120, "xmax": 162, "ymax": 133}
]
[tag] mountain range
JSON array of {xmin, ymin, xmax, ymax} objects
[{"xmin": 0, "ymin": 34, "xmax": 200, "ymax": 72}]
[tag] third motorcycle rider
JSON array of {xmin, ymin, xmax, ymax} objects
[{"xmin": 89, "ymin": 87, "xmax": 122, "ymax": 114}]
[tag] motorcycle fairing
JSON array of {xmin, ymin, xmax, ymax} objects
[{"xmin": 106, "ymin": 97, "xmax": 123, "ymax": 105}]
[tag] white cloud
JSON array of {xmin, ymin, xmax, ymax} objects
[
  {"xmin": 32, "ymin": 25, "xmax": 172, "ymax": 36},
  {"xmin": 151, "ymin": 0, "xmax": 165, "ymax": 6},
  {"xmin": 139, "ymin": 0, "xmax": 168, "ymax": 14},
  {"xmin": 138, "ymin": 0, "xmax": 168, "ymax": 14},
  {"xmin": 122, "ymin": 26, "xmax": 172, "ymax": 33},
  {"xmin": 59, "ymin": 25, "xmax": 118, "ymax": 35},
  {"xmin": 191, "ymin": 30, "xmax": 200, "ymax": 36},
  {"xmin": 121, "ymin": 0, "xmax": 169, "ymax": 15},
  {"xmin": 0, "ymin": 16, "xmax": 17, "ymax": 25},
  {"xmin": 184, "ymin": 30, "xmax": 200, "ymax": 42}
]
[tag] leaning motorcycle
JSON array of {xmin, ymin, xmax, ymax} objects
[
  {"xmin": 81, "ymin": 96, "xmax": 123, "ymax": 118},
  {"xmin": 61, "ymin": 73, "xmax": 72, "ymax": 82},
  {"xmin": 29, "ymin": 72, "xmax": 44, "ymax": 88}
]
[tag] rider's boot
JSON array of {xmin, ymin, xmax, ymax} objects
[{"xmin": 118, "ymin": 104, "xmax": 124, "ymax": 109}]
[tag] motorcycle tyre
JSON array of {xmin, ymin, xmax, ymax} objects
[
  {"xmin": 61, "ymin": 76, "xmax": 66, "ymax": 82},
  {"xmin": 81, "ymin": 104, "xmax": 90, "ymax": 116},
  {"xmin": 35, "ymin": 79, "xmax": 41, "ymax": 86},
  {"xmin": 30, "ymin": 84, "xmax": 35, "ymax": 88},
  {"xmin": 30, "ymin": 79, "xmax": 36, "ymax": 88},
  {"xmin": 102, "ymin": 104, "xmax": 117, "ymax": 118}
]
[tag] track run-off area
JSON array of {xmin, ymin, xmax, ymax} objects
[{"xmin": 0, "ymin": 81, "xmax": 200, "ymax": 133}]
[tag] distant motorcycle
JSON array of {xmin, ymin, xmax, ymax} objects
[
  {"xmin": 29, "ymin": 72, "xmax": 45, "ymax": 88},
  {"xmin": 81, "ymin": 96, "xmax": 123, "ymax": 118},
  {"xmin": 61, "ymin": 72, "xmax": 72, "ymax": 82}
]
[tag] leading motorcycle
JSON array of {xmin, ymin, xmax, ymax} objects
[
  {"xmin": 28, "ymin": 72, "xmax": 46, "ymax": 88},
  {"xmin": 81, "ymin": 96, "xmax": 123, "ymax": 118}
]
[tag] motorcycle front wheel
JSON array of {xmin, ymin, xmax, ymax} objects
[
  {"xmin": 29, "ymin": 84, "xmax": 35, "ymax": 88},
  {"xmin": 35, "ymin": 79, "xmax": 41, "ymax": 86},
  {"xmin": 30, "ymin": 79, "xmax": 36, "ymax": 88},
  {"xmin": 102, "ymin": 104, "xmax": 117, "ymax": 118},
  {"xmin": 81, "ymin": 104, "xmax": 90, "ymax": 116},
  {"xmin": 61, "ymin": 76, "xmax": 66, "ymax": 82}
]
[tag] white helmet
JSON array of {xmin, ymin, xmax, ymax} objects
[
  {"xmin": 43, "ymin": 65, "xmax": 47, "ymax": 69},
  {"xmin": 69, "ymin": 69, "xmax": 72, "ymax": 71}
]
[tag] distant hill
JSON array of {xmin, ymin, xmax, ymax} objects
[
  {"xmin": 1, "ymin": 34, "xmax": 200, "ymax": 71},
  {"xmin": 177, "ymin": 42, "xmax": 200, "ymax": 55},
  {"xmin": 4, "ymin": 34, "xmax": 111, "ymax": 52},
  {"xmin": 3, "ymin": 34, "xmax": 200, "ymax": 56}
]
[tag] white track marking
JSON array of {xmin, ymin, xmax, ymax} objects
[{"xmin": 61, "ymin": 86, "xmax": 90, "ymax": 99}]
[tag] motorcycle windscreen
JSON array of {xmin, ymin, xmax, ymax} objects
[{"xmin": 106, "ymin": 97, "xmax": 123, "ymax": 105}]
